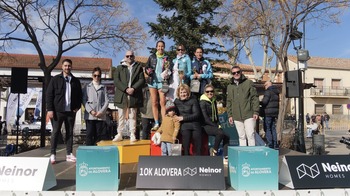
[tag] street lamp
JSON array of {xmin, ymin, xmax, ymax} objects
[{"xmin": 289, "ymin": 26, "xmax": 310, "ymax": 153}]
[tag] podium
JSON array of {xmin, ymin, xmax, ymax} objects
[
  {"xmin": 98, "ymin": 140, "xmax": 150, "ymax": 164},
  {"xmin": 228, "ymin": 146, "xmax": 278, "ymax": 190},
  {"xmin": 76, "ymin": 146, "xmax": 119, "ymax": 191}
]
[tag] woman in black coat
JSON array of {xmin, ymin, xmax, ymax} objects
[
  {"xmin": 174, "ymin": 84, "xmax": 202, "ymax": 155},
  {"xmin": 199, "ymin": 84, "xmax": 230, "ymax": 158}
]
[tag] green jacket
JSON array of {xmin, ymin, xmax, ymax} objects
[
  {"xmin": 226, "ymin": 74, "xmax": 259, "ymax": 121},
  {"xmin": 113, "ymin": 62, "xmax": 145, "ymax": 108}
]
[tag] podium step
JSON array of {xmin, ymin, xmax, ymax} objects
[{"xmin": 97, "ymin": 140, "xmax": 150, "ymax": 164}]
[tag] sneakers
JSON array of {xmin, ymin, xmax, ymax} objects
[
  {"xmin": 210, "ymin": 148, "xmax": 217, "ymax": 156},
  {"xmin": 151, "ymin": 124, "xmax": 159, "ymax": 131},
  {"xmin": 130, "ymin": 133, "xmax": 137, "ymax": 142},
  {"xmin": 50, "ymin": 154, "xmax": 56, "ymax": 164},
  {"xmin": 112, "ymin": 133, "xmax": 123, "ymax": 142},
  {"xmin": 223, "ymin": 158, "xmax": 228, "ymax": 165},
  {"xmin": 66, "ymin": 153, "xmax": 77, "ymax": 163}
]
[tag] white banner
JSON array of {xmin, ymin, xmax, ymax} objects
[
  {"xmin": 0, "ymin": 157, "xmax": 56, "ymax": 191},
  {"xmin": 6, "ymin": 89, "xmax": 35, "ymax": 126},
  {"xmin": 34, "ymin": 88, "xmax": 42, "ymax": 121}
]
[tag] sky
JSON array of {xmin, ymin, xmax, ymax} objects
[{"xmin": 6, "ymin": 1, "xmax": 350, "ymax": 67}]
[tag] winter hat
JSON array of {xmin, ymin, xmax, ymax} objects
[{"xmin": 165, "ymin": 100, "xmax": 176, "ymax": 112}]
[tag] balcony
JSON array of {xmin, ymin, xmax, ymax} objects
[{"xmin": 309, "ymin": 86, "xmax": 350, "ymax": 98}]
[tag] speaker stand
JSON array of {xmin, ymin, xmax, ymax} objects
[{"xmin": 15, "ymin": 93, "xmax": 20, "ymax": 154}]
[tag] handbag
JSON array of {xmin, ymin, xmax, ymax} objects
[
  {"xmin": 190, "ymin": 79, "xmax": 200, "ymax": 93},
  {"xmin": 161, "ymin": 80, "xmax": 169, "ymax": 93},
  {"xmin": 171, "ymin": 139, "xmax": 182, "ymax": 156}
]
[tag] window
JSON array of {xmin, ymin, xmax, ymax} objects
[
  {"xmin": 332, "ymin": 104, "xmax": 343, "ymax": 115},
  {"xmin": 331, "ymin": 79, "xmax": 341, "ymax": 89},
  {"xmin": 315, "ymin": 104, "xmax": 325, "ymax": 114},
  {"xmin": 314, "ymin": 78, "xmax": 324, "ymax": 89}
]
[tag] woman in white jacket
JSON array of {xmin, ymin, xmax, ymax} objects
[{"xmin": 82, "ymin": 67, "xmax": 109, "ymax": 145}]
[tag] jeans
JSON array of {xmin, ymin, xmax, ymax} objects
[
  {"xmin": 161, "ymin": 142, "xmax": 172, "ymax": 156},
  {"xmin": 50, "ymin": 111, "xmax": 76, "ymax": 155},
  {"xmin": 203, "ymin": 125, "xmax": 230, "ymax": 156},
  {"xmin": 264, "ymin": 116, "xmax": 278, "ymax": 149},
  {"xmin": 85, "ymin": 120, "xmax": 107, "ymax": 145},
  {"xmin": 141, "ymin": 118, "xmax": 154, "ymax": 140}
]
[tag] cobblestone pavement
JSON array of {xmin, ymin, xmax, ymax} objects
[{"xmin": 304, "ymin": 129, "xmax": 350, "ymax": 155}]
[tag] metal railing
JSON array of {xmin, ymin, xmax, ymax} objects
[{"xmin": 309, "ymin": 86, "xmax": 350, "ymax": 96}]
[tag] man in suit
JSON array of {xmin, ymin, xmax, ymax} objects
[
  {"xmin": 112, "ymin": 51, "xmax": 145, "ymax": 142},
  {"xmin": 46, "ymin": 59, "xmax": 82, "ymax": 164}
]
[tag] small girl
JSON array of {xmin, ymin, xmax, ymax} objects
[{"xmin": 157, "ymin": 100, "xmax": 180, "ymax": 156}]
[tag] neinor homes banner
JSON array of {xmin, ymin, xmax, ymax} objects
[
  {"xmin": 136, "ymin": 156, "xmax": 225, "ymax": 190},
  {"xmin": 279, "ymin": 155, "xmax": 350, "ymax": 189}
]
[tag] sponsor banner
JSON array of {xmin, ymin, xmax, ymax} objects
[
  {"xmin": 218, "ymin": 112, "xmax": 239, "ymax": 146},
  {"xmin": 76, "ymin": 146, "xmax": 119, "ymax": 191},
  {"xmin": 228, "ymin": 146, "xmax": 279, "ymax": 190},
  {"xmin": 0, "ymin": 157, "xmax": 56, "ymax": 191},
  {"xmin": 280, "ymin": 155, "xmax": 350, "ymax": 189},
  {"xmin": 136, "ymin": 156, "xmax": 225, "ymax": 190}
]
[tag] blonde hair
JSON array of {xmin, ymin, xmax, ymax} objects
[
  {"xmin": 204, "ymin": 84, "xmax": 214, "ymax": 91},
  {"xmin": 176, "ymin": 84, "xmax": 191, "ymax": 99}
]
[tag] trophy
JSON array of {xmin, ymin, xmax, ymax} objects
[{"xmin": 161, "ymin": 59, "xmax": 170, "ymax": 93}]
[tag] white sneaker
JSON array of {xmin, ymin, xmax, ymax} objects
[
  {"xmin": 50, "ymin": 154, "xmax": 56, "ymax": 164},
  {"xmin": 66, "ymin": 153, "xmax": 77, "ymax": 163},
  {"xmin": 130, "ymin": 133, "xmax": 137, "ymax": 142},
  {"xmin": 112, "ymin": 134, "xmax": 123, "ymax": 142}
]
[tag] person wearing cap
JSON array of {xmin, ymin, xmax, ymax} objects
[{"xmin": 156, "ymin": 100, "xmax": 180, "ymax": 156}]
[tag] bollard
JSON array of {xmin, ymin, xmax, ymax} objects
[{"xmin": 312, "ymin": 134, "xmax": 325, "ymax": 155}]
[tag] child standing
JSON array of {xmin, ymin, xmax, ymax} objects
[{"xmin": 157, "ymin": 100, "xmax": 180, "ymax": 156}]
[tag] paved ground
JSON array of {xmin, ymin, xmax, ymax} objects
[
  {"xmin": 304, "ymin": 129, "xmax": 350, "ymax": 155},
  {"xmin": 1, "ymin": 129, "xmax": 349, "ymax": 191}
]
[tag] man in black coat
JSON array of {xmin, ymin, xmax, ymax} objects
[
  {"xmin": 260, "ymin": 81, "xmax": 279, "ymax": 149},
  {"xmin": 46, "ymin": 59, "xmax": 82, "ymax": 164}
]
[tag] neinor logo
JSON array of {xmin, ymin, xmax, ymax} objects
[
  {"xmin": 0, "ymin": 166, "xmax": 38, "ymax": 176},
  {"xmin": 322, "ymin": 162, "xmax": 350, "ymax": 172}
]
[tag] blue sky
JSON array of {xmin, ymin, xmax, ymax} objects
[
  {"xmin": 7, "ymin": 1, "xmax": 350, "ymax": 67},
  {"xmin": 115, "ymin": 1, "xmax": 350, "ymax": 66}
]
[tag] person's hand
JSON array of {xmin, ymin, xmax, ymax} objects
[
  {"xmin": 194, "ymin": 72, "xmax": 200, "ymax": 79},
  {"xmin": 175, "ymin": 116, "xmax": 183, "ymax": 122},
  {"xmin": 228, "ymin": 117, "xmax": 234, "ymax": 125},
  {"xmin": 90, "ymin": 110, "xmax": 97, "ymax": 117},
  {"xmin": 47, "ymin": 111, "xmax": 54, "ymax": 119},
  {"xmin": 253, "ymin": 114, "xmax": 259, "ymax": 120},
  {"xmin": 126, "ymin": 87, "xmax": 135, "ymax": 95},
  {"xmin": 161, "ymin": 69, "xmax": 169, "ymax": 80},
  {"xmin": 95, "ymin": 112, "xmax": 103, "ymax": 118}
]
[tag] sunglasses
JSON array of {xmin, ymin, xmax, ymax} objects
[
  {"xmin": 232, "ymin": 71, "xmax": 241, "ymax": 75},
  {"xmin": 205, "ymin": 90, "xmax": 214, "ymax": 93},
  {"xmin": 177, "ymin": 48, "xmax": 184, "ymax": 51},
  {"xmin": 125, "ymin": 55, "xmax": 134, "ymax": 58},
  {"xmin": 93, "ymin": 74, "xmax": 101, "ymax": 78}
]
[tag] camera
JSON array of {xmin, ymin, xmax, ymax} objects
[{"xmin": 339, "ymin": 136, "xmax": 350, "ymax": 146}]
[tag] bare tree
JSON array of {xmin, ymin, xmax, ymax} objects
[
  {"xmin": 219, "ymin": 0, "xmax": 349, "ymax": 149},
  {"xmin": 0, "ymin": 0, "xmax": 146, "ymax": 146}
]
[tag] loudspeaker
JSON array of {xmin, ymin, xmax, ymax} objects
[
  {"xmin": 285, "ymin": 70, "xmax": 301, "ymax": 98},
  {"xmin": 11, "ymin": 67, "xmax": 28, "ymax": 94}
]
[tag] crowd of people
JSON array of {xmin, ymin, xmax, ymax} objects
[
  {"xmin": 45, "ymin": 40, "xmax": 280, "ymax": 164},
  {"xmin": 305, "ymin": 112, "xmax": 330, "ymax": 138}
]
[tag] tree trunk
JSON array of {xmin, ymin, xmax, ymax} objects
[{"xmin": 40, "ymin": 70, "xmax": 52, "ymax": 147}]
